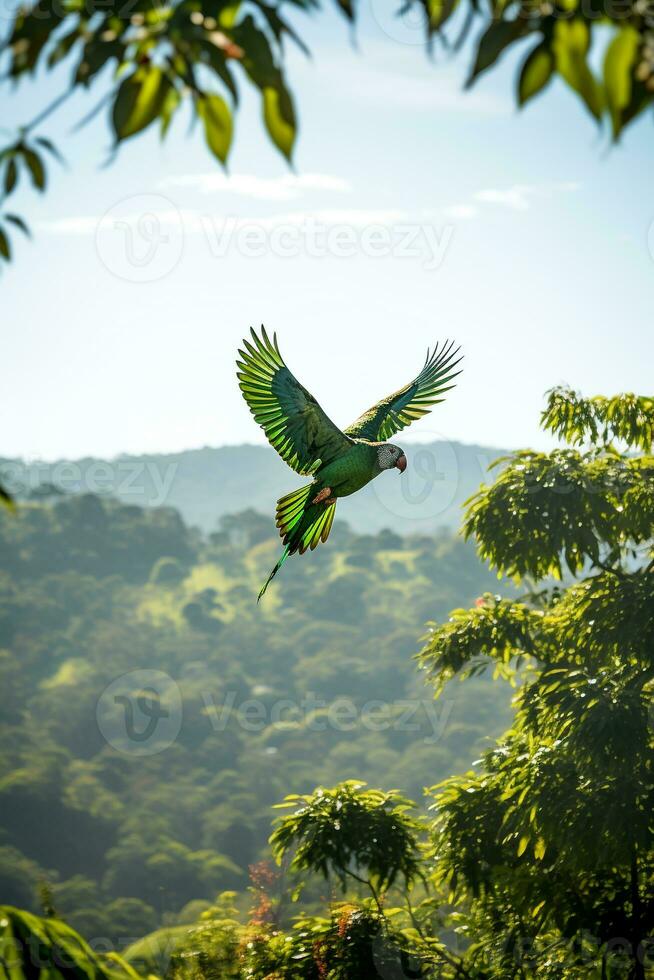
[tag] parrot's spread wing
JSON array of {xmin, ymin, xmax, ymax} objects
[
  {"xmin": 237, "ymin": 326, "xmax": 353, "ymax": 476},
  {"xmin": 344, "ymin": 341, "xmax": 463, "ymax": 442}
]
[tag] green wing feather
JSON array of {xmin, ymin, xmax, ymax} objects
[
  {"xmin": 344, "ymin": 340, "xmax": 463, "ymax": 442},
  {"xmin": 237, "ymin": 326, "xmax": 353, "ymax": 476}
]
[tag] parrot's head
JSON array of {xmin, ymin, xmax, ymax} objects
[{"xmin": 377, "ymin": 444, "xmax": 407, "ymax": 474}]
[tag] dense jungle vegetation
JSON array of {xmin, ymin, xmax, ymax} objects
[
  {"xmin": 2, "ymin": 387, "xmax": 653, "ymax": 979},
  {"xmin": 0, "ymin": 487, "xmax": 510, "ymax": 942}
]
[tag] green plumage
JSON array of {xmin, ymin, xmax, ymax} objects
[{"xmin": 237, "ymin": 326, "xmax": 462, "ymax": 599}]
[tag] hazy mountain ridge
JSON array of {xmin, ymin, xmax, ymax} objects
[{"xmin": 1, "ymin": 439, "xmax": 508, "ymax": 534}]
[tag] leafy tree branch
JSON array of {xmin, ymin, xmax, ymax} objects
[{"xmin": 2, "ymin": 0, "xmax": 654, "ymax": 269}]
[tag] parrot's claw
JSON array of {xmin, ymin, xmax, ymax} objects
[{"xmin": 312, "ymin": 487, "xmax": 333, "ymax": 505}]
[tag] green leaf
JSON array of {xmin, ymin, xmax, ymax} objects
[
  {"xmin": 468, "ymin": 19, "xmax": 527, "ymax": 86},
  {"xmin": 112, "ymin": 67, "xmax": 172, "ymax": 141},
  {"xmin": 35, "ymin": 136, "xmax": 65, "ymax": 164},
  {"xmin": 197, "ymin": 94, "xmax": 233, "ymax": 164},
  {"xmin": 200, "ymin": 40, "xmax": 239, "ymax": 103},
  {"xmin": 5, "ymin": 213, "xmax": 30, "ymax": 237},
  {"xmin": 76, "ymin": 39, "xmax": 124, "ymax": 85},
  {"xmin": 335, "ymin": 0, "xmax": 355, "ymax": 20},
  {"xmin": 518, "ymin": 42, "xmax": 554, "ymax": 106},
  {"xmin": 0, "ymin": 226, "xmax": 11, "ymax": 261},
  {"xmin": 4, "ymin": 158, "xmax": 17, "ymax": 195},
  {"xmin": 619, "ymin": 77, "xmax": 651, "ymax": 131},
  {"xmin": 22, "ymin": 148, "xmax": 45, "ymax": 190},
  {"xmin": 47, "ymin": 26, "xmax": 81, "ymax": 68},
  {"xmin": 553, "ymin": 20, "xmax": 604, "ymax": 122},
  {"xmin": 218, "ymin": 4, "xmax": 241, "ymax": 29},
  {"xmin": 234, "ymin": 16, "xmax": 277, "ymax": 83},
  {"xmin": 604, "ymin": 27, "xmax": 640, "ymax": 138},
  {"xmin": 263, "ymin": 84, "xmax": 296, "ymax": 162},
  {"xmin": 160, "ymin": 85, "xmax": 181, "ymax": 139},
  {"xmin": 424, "ymin": 0, "xmax": 459, "ymax": 32},
  {"xmin": 517, "ymin": 835, "xmax": 529, "ymax": 857}
]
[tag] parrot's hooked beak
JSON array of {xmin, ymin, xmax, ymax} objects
[{"xmin": 395, "ymin": 454, "xmax": 407, "ymax": 473}]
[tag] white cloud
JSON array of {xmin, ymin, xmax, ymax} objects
[
  {"xmin": 158, "ymin": 172, "xmax": 351, "ymax": 201},
  {"xmin": 38, "ymin": 182, "xmax": 581, "ymax": 241},
  {"xmin": 189, "ymin": 208, "xmax": 413, "ymax": 242},
  {"xmin": 37, "ymin": 216, "xmax": 100, "ymax": 235},
  {"xmin": 43, "ymin": 182, "xmax": 584, "ymax": 246},
  {"xmin": 264, "ymin": 208, "xmax": 409, "ymax": 227},
  {"xmin": 185, "ymin": 207, "xmax": 410, "ymax": 232},
  {"xmin": 38, "ymin": 207, "xmax": 413, "ymax": 237},
  {"xmin": 475, "ymin": 185, "xmax": 534, "ymax": 211},
  {"xmin": 443, "ymin": 204, "xmax": 477, "ymax": 220},
  {"xmin": 553, "ymin": 181, "xmax": 581, "ymax": 193},
  {"xmin": 38, "ymin": 209, "xmax": 186, "ymax": 236},
  {"xmin": 474, "ymin": 182, "xmax": 581, "ymax": 212}
]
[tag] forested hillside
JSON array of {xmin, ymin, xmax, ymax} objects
[
  {"xmin": 0, "ymin": 440, "xmax": 505, "ymax": 534},
  {"xmin": 0, "ymin": 494, "xmax": 512, "ymax": 943}
]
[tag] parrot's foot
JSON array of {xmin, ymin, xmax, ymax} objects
[{"xmin": 312, "ymin": 487, "xmax": 333, "ymax": 505}]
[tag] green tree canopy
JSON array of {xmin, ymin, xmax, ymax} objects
[
  {"xmin": 418, "ymin": 386, "xmax": 654, "ymax": 979},
  {"xmin": 270, "ymin": 780, "xmax": 425, "ymax": 896}
]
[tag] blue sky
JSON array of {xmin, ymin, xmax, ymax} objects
[{"xmin": 2, "ymin": 5, "xmax": 653, "ymax": 461}]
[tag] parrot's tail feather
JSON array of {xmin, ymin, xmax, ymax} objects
[
  {"xmin": 258, "ymin": 544, "xmax": 291, "ymax": 602},
  {"xmin": 297, "ymin": 499, "xmax": 336, "ymax": 554},
  {"xmin": 276, "ymin": 483, "xmax": 314, "ymax": 541},
  {"xmin": 257, "ymin": 485, "xmax": 337, "ymax": 600}
]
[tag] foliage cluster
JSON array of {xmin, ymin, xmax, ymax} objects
[
  {"xmin": 2, "ymin": 0, "xmax": 654, "ymax": 267},
  {"xmin": 0, "ymin": 904, "xmax": 140, "ymax": 980},
  {"xmin": 417, "ymin": 387, "xmax": 654, "ymax": 979},
  {"xmin": 0, "ymin": 491, "xmax": 507, "ymax": 942}
]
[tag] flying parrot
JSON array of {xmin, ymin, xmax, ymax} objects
[{"xmin": 237, "ymin": 327, "xmax": 463, "ymax": 599}]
